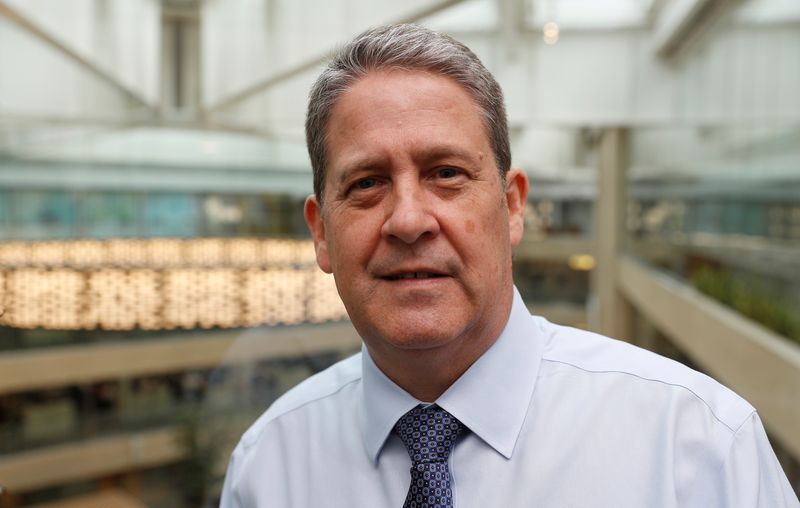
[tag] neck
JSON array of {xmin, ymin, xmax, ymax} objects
[
  {"xmin": 366, "ymin": 296, "xmax": 513, "ymax": 401},
  {"xmin": 374, "ymin": 345, "xmax": 484, "ymax": 402}
]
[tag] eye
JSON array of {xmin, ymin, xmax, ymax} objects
[
  {"xmin": 353, "ymin": 177, "xmax": 378, "ymax": 190},
  {"xmin": 436, "ymin": 167, "xmax": 460, "ymax": 179}
]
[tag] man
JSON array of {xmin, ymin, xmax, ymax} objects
[{"xmin": 221, "ymin": 24, "xmax": 798, "ymax": 507}]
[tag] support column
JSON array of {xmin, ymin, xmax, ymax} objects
[
  {"xmin": 591, "ymin": 127, "xmax": 633, "ymax": 341},
  {"xmin": 633, "ymin": 313, "xmax": 660, "ymax": 352}
]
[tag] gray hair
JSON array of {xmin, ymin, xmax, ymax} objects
[{"xmin": 305, "ymin": 23, "xmax": 511, "ymax": 204}]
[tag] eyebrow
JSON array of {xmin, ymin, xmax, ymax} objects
[
  {"xmin": 334, "ymin": 144, "xmax": 482, "ymax": 185},
  {"xmin": 413, "ymin": 145, "xmax": 479, "ymax": 166},
  {"xmin": 334, "ymin": 156, "xmax": 388, "ymax": 187}
]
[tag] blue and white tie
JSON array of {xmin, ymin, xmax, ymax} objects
[{"xmin": 394, "ymin": 405, "xmax": 466, "ymax": 508}]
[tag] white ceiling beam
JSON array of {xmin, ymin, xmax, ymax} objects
[
  {"xmin": 206, "ymin": 0, "xmax": 471, "ymax": 115},
  {"xmin": 0, "ymin": 0, "xmax": 154, "ymax": 110},
  {"xmin": 651, "ymin": 0, "xmax": 741, "ymax": 60}
]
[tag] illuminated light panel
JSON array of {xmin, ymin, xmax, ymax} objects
[
  {"xmin": 83, "ymin": 269, "xmax": 162, "ymax": 330},
  {"xmin": 0, "ymin": 238, "xmax": 319, "ymax": 269},
  {"xmin": 5, "ymin": 269, "xmax": 84, "ymax": 329},
  {"xmin": 543, "ymin": 21, "xmax": 560, "ymax": 45},
  {"xmin": 568, "ymin": 254, "xmax": 596, "ymax": 271},
  {"xmin": 0, "ymin": 238, "xmax": 347, "ymax": 331}
]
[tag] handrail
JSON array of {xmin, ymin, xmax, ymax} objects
[
  {"xmin": 0, "ymin": 321, "xmax": 357, "ymax": 395},
  {"xmin": 618, "ymin": 255, "xmax": 800, "ymax": 461}
]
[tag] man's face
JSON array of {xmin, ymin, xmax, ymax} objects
[{"xmin": 305, "ymin": 69, "xmax": 527, "ymax": 365}]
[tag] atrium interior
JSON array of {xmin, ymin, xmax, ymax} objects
[{"xmin": 0, "ymin": 0, "xmax": 798, "ymax": 506}]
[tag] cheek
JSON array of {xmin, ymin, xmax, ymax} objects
[{"xmin": 328, "ymin": 215, "xmax": 381, "ymax": 265}]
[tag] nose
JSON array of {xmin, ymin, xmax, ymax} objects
[{"xmin": 381, "ymin": 182, "xmax": 440, "ymax": 244}]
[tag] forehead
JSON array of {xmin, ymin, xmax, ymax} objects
[{"xmin": 324, "ymin": 69, "xmax": 491, "ymax": 175}]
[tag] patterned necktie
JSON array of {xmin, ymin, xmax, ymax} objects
[{"xmin": 393, "ymin": 405, "xmax": 466, "ymax": 508}]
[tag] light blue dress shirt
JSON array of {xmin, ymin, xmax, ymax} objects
[{"xmin": 220, "ymin": 288, "xmax": 799, "ymax": 507}]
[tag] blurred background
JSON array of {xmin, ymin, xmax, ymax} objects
[{"xmin": 0, "ymin": 0, "xmax": 798, "ymax": 506}]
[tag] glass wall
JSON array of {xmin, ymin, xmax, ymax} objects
[{"xmin": 0, "ymin": 189, "xmax": 309, "ymax": 241}]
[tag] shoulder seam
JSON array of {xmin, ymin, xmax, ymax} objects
[
  {"xmin": 732, "ymin": 409, "xmax": 757, "ymax": 434},
  {"xmin": 541, "ymin": 357, "xmax": 746, "ymax": 434},
  {"xmin": 687, "ymin": 409, "xmax": 757, "ymax": 503}
]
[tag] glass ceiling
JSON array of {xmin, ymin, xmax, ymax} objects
[
  {"xmin": 0, "ymin": 0, "xmax": 797, "ymax": 186},
  {"xmin": 528, "ymin": 0, "xmax": 654, "ymax": 29}
]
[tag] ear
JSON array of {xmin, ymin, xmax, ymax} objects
[
  {"xmin": 304, "ymin": 195, "xmax": 332, "ymax": 273},
  {"xmin": 505, "ymin": 168, "xmax": 529, "ymax": 247}
]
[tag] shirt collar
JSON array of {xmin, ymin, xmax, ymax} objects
[
  {"xmin": 360, "ymin": 344, "xmax": 420, "ymax": 463},
  {"xmin": 359, "ymin": 287, "xmax": 545, "ymax": 462}
]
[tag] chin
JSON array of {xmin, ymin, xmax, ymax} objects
[
  {"xmin": 386, "ymin": 331, "xmax": 456, "ymax": 351},
  {"xmin": 370, "ymin": 316, "xmax": 470, "ymax": 352}
]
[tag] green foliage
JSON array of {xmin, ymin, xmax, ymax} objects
[{"xmin": 691, "ymin": 267, "xmax": 800, "ymax": 345}]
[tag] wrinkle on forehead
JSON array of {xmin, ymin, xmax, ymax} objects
[{"xmin": 327, "ymin": 69, "xmax": 485, "ymax": 138}]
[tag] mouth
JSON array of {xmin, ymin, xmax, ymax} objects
[{"xmin": 382, "ymin": 271, "xmax": 448, "ymax": 281}]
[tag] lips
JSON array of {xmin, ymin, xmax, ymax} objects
[
  {"xmin": 385, "ymin": 271, "xmax": 446, "ymax": 280},
  {"xmin": 377, "ymin": 264, "xmax": 451, "ymax": 281}
]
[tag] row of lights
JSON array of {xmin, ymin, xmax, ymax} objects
[
  {"xmin": 0, "ymin": 267, "xmax": 346, "ymax": 331},
  {"xmin": 0, "ymin": 238, "xmax": 319, "ymax": 269}
]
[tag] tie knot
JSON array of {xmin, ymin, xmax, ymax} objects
[{"xmin": 394, "ymin": 405, "xmax": 465, "ymax": 464}]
